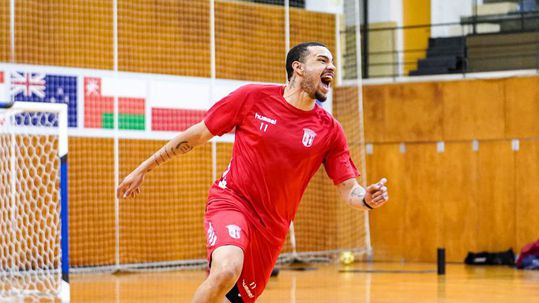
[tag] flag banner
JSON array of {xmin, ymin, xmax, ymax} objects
[
  {"xmin": 10, "ymin": 72, "xmax": 78, "ymax": 127},
  {"xmin": 151, "ymin": 108, "xmax": 206, "ymax": 131},
  {"xmin": 150, "ymin": 79, "xmax": 245, "ymax": 131},
  {"xmin": 1, "ymin": 63, "xmax": 266, "ymax": 132},
  {"xmin": 84, "ymin": 77, "xmax": 146, "ymax": 130}
]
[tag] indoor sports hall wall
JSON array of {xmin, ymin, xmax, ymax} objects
[
  {"xmin": 5, "ymin": 0, "xmax": 536, "ymax": 267},
  {"xmin": 344, "ymin": 76, "xmax": 539, "ymax": 262},
  {"xmin": 67, "ymin": 134, "xmax": 348, "ymax": 267},
  {"xmin": 0, "ymin": 0, "xmax": 334, "ymax": 83},
  {"xmin": 1, "ymin": 0, "xmax": 351, "ymax": 268}
]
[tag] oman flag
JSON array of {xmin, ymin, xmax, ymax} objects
[{"xmin": 84, "ymin": 77, "xmax": 146, "ymax": 130}]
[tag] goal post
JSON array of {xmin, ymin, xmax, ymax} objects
[{"xmin": 0, "ymin": 101, "xmax": 69, "ymax": 302}]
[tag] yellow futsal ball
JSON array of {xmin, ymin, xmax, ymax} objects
[{"xmin": 340, "ymin": 251, "xmax": 355, "ymax": 265}]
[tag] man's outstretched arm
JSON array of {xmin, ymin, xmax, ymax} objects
[
  {"xmin": 337, "ymin": 178, "xmax": 389, "ymax": 210},
  {"xmin": 117, "ymin": 121, "xmax": 214, "ymax": 199}
]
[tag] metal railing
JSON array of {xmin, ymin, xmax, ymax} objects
[{"xmin": 351, "ymin": 9, "xmax": 539, "ymax": 79}]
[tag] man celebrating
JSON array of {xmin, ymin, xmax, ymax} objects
[{"xmin": 117, "ymin": 42, "xmax": 389, "ymax": 303}]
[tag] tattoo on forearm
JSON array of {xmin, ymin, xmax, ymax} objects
[
  {"xmin": 351, "ymin": 187, "xmax": 362, "ymax": 196},
  {"xmin": 153, "ymin": 141, "xmax": 193, "ymax": 167},
  {"xmin": 175, "ymin": 141, "xmax": 193, "ymax": 153},
  {"xmin": 350, "ymin": 187, "xmax": 364, "ymax": 203}
]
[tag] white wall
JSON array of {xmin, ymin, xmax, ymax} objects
[
  {"xmin": 305, "ymin": 0, "xmax": 343, "ymax": 14},
  {"xmin": 366, "ymin": 0, "xmax": 403, "ymax": 76},
  {"xmin": 368, "ymin": 0, "xmax": 402, "ymax": 24},
  {"xmin": 431, "ymin": 0, "xmax": 483, "ymax": 37}
]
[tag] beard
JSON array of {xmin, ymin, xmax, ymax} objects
[
  {"xmin": 315, "ymin": 91, "xmax": 327, "ymax": 102},
  {"xmin": 301, "ymin": 78, "xmax": 327, "ymax": 102}
]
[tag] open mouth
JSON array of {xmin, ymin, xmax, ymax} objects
[{"xmin": 320, "ymin": 74, "xmax": 333, "ymax": 91}]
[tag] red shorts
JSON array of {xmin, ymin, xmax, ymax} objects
[{"xmin": 204, "ymin": 188, "xmax": 282, "ymax": 303}]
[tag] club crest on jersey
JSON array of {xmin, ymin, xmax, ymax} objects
[
  {"xmin": 226, "ymin": 225, "xmax": 241, "ymax": 239},
  {"xmin": 302, "ymin": 128, "xmax": 317, "ymax": 147}
]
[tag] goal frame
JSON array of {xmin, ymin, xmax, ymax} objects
[{"xmin": 0, "ymin": 101, "xmax": 70, "ymax": 302}]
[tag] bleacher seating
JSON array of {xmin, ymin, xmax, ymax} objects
[
  {"xmin": 467, "ymin": 31, "xmax": 539, "ymax": 72},
  {"xmin": 409, "ymin": 37, "xmax": 466, "ymax": 76}
]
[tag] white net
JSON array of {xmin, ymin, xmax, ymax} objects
[
  {"xmin": 1, "ymin": 0, "xmax": 369, "ymax": 274},
  {"xmin": 0, "ymin": 104, "xmax": 67, "ymax": 300}
]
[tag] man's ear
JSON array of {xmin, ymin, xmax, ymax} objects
[{"xmin": 292, "ymin": 61, "xmax": 304, "ymax": 77}]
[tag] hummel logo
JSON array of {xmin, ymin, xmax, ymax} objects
[{"xmin": 255, "ymin": 113, "xmax": 277, "ymax": 125}]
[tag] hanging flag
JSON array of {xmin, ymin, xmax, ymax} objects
[
  {"xmin": 149, "ymin": 79, "xmax": 207, "ymax": 131},
  {"xmin": 84, "ymin": 77, "xmax": 146, "ymax": 130},
  {"xmin": 150, "ymin": 79, "xmax": 245, "ymax": 131},
  {"xmin": 10, "ymin": 72, "xmax": 78, "ymax": 127}
]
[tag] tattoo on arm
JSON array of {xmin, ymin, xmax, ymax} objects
[
  {"xmin": 153, "ymin": 141, "xmax": 193, "ymax": 167},
  {"xmin": 175, "ymin": 141, "xmax": 193, "ymax": 154},
  {"xmin": 349, "ymin": 187, "xmax": 364, "ymax": 204}
]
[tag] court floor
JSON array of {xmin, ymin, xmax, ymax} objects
[{"xmin": 68, "ymin": 262, "xmax": 539, "ymax": 302}]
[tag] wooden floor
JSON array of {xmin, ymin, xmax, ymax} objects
[{"xmin": 67, "ymin": 262, "xmax": 539, "ymax": 303}]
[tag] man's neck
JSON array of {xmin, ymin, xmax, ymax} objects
[{"xmin": 283, "ymin": 82, "xmax": 316, "ymax": 111}]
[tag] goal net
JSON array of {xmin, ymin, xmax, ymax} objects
[
  {"xmin": 1, "ymin": 0, "xmax": 369, "ymax": 274},
  {"xmin": 0, "ymin": 102, "xmax": 69, "ymax": 301}
]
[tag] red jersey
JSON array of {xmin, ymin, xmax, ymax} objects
[{"xmin": 204, "ymin": 84, "xmax": 359, "ymax": 241}]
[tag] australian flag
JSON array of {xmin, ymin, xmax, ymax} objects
[{"xmin": 11, "ymin": 72, "xmax": 77, "ymax": 127}]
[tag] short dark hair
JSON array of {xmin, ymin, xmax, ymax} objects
[{"xmin": 286, "ymin": 42, "xmax": 327, "ymax": 81}]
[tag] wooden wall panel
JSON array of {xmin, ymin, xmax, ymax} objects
[
  {"xmin": 118, "ymin": 0, "xmax": 210, "ymax": 77},
  {"xmin": 332, "ymin": 84, "xmax": 368, "ymax": 253},
  {"xmin": 119, "ymin": 140, "xmax": 212, "ymax": 262},
  {"xmin": 441, "ymin": 79, "xmax": 505, "ymax": 140},
  {"xmin": 505, "ymin": 77, "xmax": 539, "ymax": 139},
  {"xmin": 476, "ymin": 141, "xmax": 516, "ymax": 251},
  {"xmin": 438, "ymin": 142, "xmax": 479, "ymax": 262},
  {"xmin": 363, "ymin": 76, "xmax": 539, "ymax": 143},
  {"xmin": 294, "ymin": 169, "xmax": 340, "ymax": 253},
  {"xmin": 402, "ymin": 143, "xmax": 441, "ymax": 262},
  {"xmin": 215, "ymin": 1, "xmax": 285, "ymax": 83},
  {"xmin": 0, "ymin": 0, "xmax": 8, "ymax": 62},
  {"xmin": 15, "ymin": 0, "xmax": 113, "ymax": 69},
  {"xmin": 362, "ymin": 85, "xmax": 387, "ymax": 143},
  {"xmin": 384, "ymin": 82, "xmax": 443, "ymax": 142},
  {"xmin": 515, "ymin": 140, "xmax": 539, "ymax": 252},
  {"xmin": 360, "ymin": 76, "xmax": 539, "ymax": 261},
  {"xmin": 367, "ymin": 144, "xmax": 405, "ymax": 261},
  {"xmin": 69, "ymin": 137, "xmax": 116, "ymax": 267},
  {"xmin": 290, "ymin": 8, "xmax": 336, "ymax": 64},
  {"xmin": 333, "ymin": 87, "xmax": 362, "ymax": 161},
  {"xmin": 361, "ymin": 82, "xmax": 444, "ymax": 143}
]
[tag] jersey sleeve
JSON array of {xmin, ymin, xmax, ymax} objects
[
  {"xmin": 323, "ymin": 122, "xmax": 360, "ymax": 185},
  {"xmin": 204, "ymin": 85, "xmax": 252, "ymax": 136}
]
